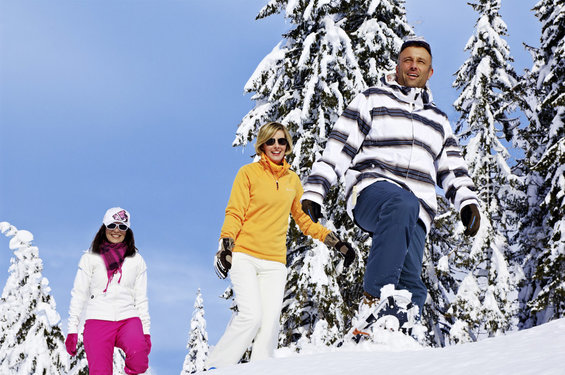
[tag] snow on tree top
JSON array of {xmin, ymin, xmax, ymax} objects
[
  {"xmin": 0, "ymin": 221, "xmax": 17, "ymax": 237},
  {"xmin": 9, "ymin": 230, "xmax": 34, "ymax": 249}
]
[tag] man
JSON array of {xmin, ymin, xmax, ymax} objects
[{"xmin": 301, "ymin": 36, "xmax": 481, "ymax": 328}]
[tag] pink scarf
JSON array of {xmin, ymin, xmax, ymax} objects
[{"xmin": 99, "ymin": 241, "xmax": 127, "ymax": 293}]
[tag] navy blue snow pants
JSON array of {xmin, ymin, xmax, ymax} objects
[{"xmin": 353, "ymin": 180, "xmax": 427, "ymax": 312}]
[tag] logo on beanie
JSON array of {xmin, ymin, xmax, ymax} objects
[{"xmin": 113, "ymin": 210, "xmax": 129, "ymax": 223}]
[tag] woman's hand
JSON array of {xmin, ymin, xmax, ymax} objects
[
  {"xmin": 65, "ymin": 333, "xmax": 78, "ymax": 356},
  {"xmin": 302, "ymin": 199, "xmax": 321, "ymax": 222},
  {"xmin": 214, "ymin": 238, "xmax": 234, "ymax": 279},
  {"xmin": 324, "ymin": 232, "xmax": 356, "ymax": 268}
]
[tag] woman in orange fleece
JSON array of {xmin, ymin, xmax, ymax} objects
[{"xmin": 206, "ymin": 122, "xmax": 355, "ymax": 369}]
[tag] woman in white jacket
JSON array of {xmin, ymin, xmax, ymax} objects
[{"xmin": 65, "ymin": 207, "xmax": 151, "ymax": 375}]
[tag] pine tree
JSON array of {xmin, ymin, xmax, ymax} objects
[
  {"xmin": 449, "ymin": 0, "xmax": 522, "ymax": 341},
  {"xmin": 422, "ymin": 197, "xmax": 469, "ymax": 346},
  {"xmin": 345, "ymin": 0, "xmax": 412, "ymax": 87},
  {"xmin": 516, "ymin": 0, "xmax": 565, "ymax": 327},
  {"xmin": 0, "ymin": 222, "xmax": 69, "ymax": 374},
  {"xmin": 281, "ymin": 239, "xmax": 346, "ymax": 350},
  {"xmin": 236, "ymin": 0, "xmax": 411, "ymax": 349},
  {"xmin": 181, "ymin": 289, "xmax": 209, "ymax": 374}
]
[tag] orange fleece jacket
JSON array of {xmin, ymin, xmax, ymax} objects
[{"xmin": 220, "ymin": 155, "xmax": 331, "ymax": 264}]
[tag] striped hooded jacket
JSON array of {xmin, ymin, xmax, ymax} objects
[{"xmin": 302, "ymin": 74, "xmax": 479, "ymax": 233}]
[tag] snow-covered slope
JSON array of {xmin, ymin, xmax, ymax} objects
[{"xmin": 202, "ymin": 318, "xmax": 565, "ymax": 375}]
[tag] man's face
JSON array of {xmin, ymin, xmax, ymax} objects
[{"xmin": 395, "ymin": 46, "xmax": 433, "ymax": 88}]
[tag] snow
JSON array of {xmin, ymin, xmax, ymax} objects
[
  {"xmin": 37, "ymin": 300, "xmax": 62, "ymax": 327},
  {"xmin": 437, "ymin": 255, "xmax": 450, "ymax": 273},
  {"xmin": 200, "ymin": 318, "xmax": 565, "ymax": 375},
  {"xmin": 0, "ymin": 1, "xmax": 561, "ymax": 374},
  {"xmin": 1, "ymin": 222, "xmax": 68, "ymax": 373},
  {"xmin": 8, "ymin": 229, "xmax": 33, "ymax": 249},
  {"xmin": 244, "ymin": 41, "xmax": 286, "ymax": 93},
  {"xmin": 0, "ymin": 222, "xmax": 17, "ymax": 236}
]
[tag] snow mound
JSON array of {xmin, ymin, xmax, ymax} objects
[{"xmin": 202, "ymin": 318, "xmax": 565, "ymax": 375}]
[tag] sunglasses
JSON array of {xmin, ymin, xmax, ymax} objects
[
  {"xmin": 106, "ymin": 223, "xmax": 129, "ymax": 231},
  {"xmin": 265, "ymin": 137, "xmax": 288, "ymax": 146}
]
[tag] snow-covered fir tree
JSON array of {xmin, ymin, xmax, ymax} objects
[
  {"xmin": 235, "ymin": 0, "xmax": 412, "ymax": 349},
  {"xmin": 515, "ymin": 0, "xmax": 565, "ymax": 327},
  {"xmin": 281, "ymin": 236, "xmax": 346, "ymax": 349},
  {"xmin": 422, "ymin": 196, "xmax": 470, "ymax": 346},
  {"xmin": 448, "ymin": 0, "xmax": 522, "ymax": 341},
  {"xmin": 0, "ymin": 222, "xmax": 69, "ymax": 374},
  {"xmin": 345, "ymin": 0, "xmax": 412, "ymax": 87},
  {"xmin": 181, "ymin": 289, "xmax": 209, "ymax": 374}
]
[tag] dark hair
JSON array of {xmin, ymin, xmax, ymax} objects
[
  {"xmin": 91, "ymin": 224, "xmax": 137, "ymax": 257},
  {"xmin": 400, "ymin": 39, "xmax": 432, "ymax": 57}
]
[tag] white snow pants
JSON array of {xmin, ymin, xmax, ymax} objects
[{"xmin": 206, "ymin": 252, "xmax": 287, "ymax": 369}]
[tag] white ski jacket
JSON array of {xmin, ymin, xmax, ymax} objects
[
  {"xmin": 302, "ymin": 74, "xmax": 479, "ymax": 232},
  {"xmin": 67, "ymin": 250, "xmax": 150, "ymax": 334}
]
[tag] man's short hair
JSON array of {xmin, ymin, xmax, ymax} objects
[{"xmin": 400, "ymin": 36, "xmax": 432, "ymax": 57}]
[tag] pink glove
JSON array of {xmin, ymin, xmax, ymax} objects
[
  {"xmin": 144, "ymin": 334, "xmax": 152, "ymax": 354},
  {"xmin": 65, "ymin": 333, "xmax": 78, "ymax": 356}
]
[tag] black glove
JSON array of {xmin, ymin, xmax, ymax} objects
[
  {"xmin": 324, "ymin": 232, "xmax": 356, "ymax": 268},
  {"xmin": 302, "ymin": 199, "xmax": 322, "ymax": 223},
  {"xmin": 461, "ymin": 204, "xmax": 480, "ymax": 237},
  {"xmin": 214, "ymin": 238, "xmax": 234, "ymax": 279}
]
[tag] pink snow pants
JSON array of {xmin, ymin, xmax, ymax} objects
[{"xmin": 83, "ymin": 317, "xmax": 149, "ymax": 375}]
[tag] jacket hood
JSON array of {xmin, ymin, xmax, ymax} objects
[{"xmin": 380, "ymin": 73, "xmax": 434, "ymax": 109}]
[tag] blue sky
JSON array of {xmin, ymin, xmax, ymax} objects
[{"xmin": 0, "ymin": 1, "xmax": 539, "ymax": 374}]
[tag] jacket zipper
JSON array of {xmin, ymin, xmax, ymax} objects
[{"xmin": 406, "ymin": 102, "xmax": 416, "ymax": 180}]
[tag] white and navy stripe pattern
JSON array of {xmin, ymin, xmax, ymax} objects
[{"xmin": 302, "ymin": 74, "xmax": 478, "ymax": 232}]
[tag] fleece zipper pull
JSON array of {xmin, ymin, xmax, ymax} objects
[{"xmin": 276, "ymin": 180, "xmax": 279, "ymax": 190}]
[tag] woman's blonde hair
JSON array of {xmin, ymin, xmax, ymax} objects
[{"xmin": 254, "ymin": 122, "xmax": 293, "ymax": 156}]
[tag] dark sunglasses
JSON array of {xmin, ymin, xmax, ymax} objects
[
  {"xmin": 265, "ymin": 137, "xmax": 288, "ymax": 146},
  {"xmin": 106, "ymin": 223, "xmax": 128, "ymax": 231}
]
